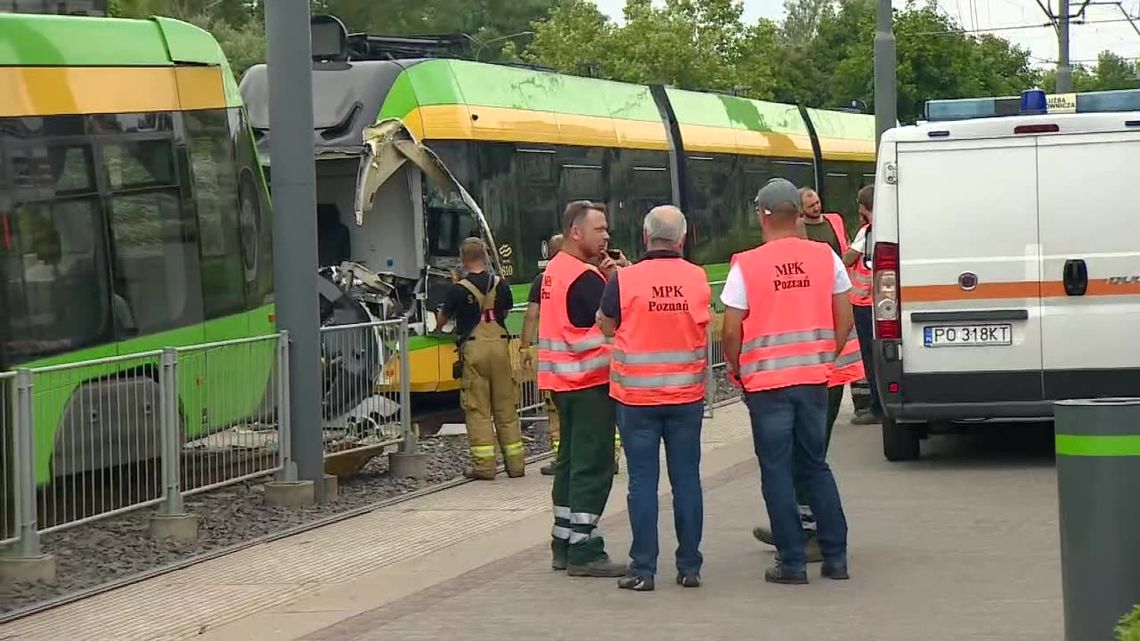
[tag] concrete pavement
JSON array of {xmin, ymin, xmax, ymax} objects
[{"xmin": 4, "ymin": 399, "xmax": 1063, "ymax": 641}]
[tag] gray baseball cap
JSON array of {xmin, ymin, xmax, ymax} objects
[{"xmin": 753, "ymin": 177, "xmax": 801, "ymax": 214}]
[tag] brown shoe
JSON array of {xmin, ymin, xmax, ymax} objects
[
  {"xmin": 540, "ymin": 462, "xmax": 556, "ymax": 476},
  {"xmin": 463, "ymin": 468, "xmax": 495, "ymax": 481}
]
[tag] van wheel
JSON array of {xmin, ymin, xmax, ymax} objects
[{"xmin": 882, "ymin": 418, "xmax": 920, "ymax": 462}]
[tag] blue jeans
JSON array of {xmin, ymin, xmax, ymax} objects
[
  {"xmin": 744, "ymin": 385, "xmax": 848, "ymax": 572},
  {"xmin": 615, "ymin": 401, "xmax": 704, "ymax": 578},
  {"xmin": 853, "ymin": 304, "xmax": 883, "ymax": 416}
]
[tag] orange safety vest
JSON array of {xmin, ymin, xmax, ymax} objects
[
  {"xmin": 610, "ymin": 257, "xmax": 711, "ymax": 406},
  {"xmin": 849, "ymin": 223, "xmax": 873, "ymax": 307},
  {"xmin": 537, "ymin": 252, "xmax": 612, "ymax": 392},
  {"xmin": 732, "ymin": 237, "xmax": 838, "ymax": 393},
  {"xmin": 819, "ymin": 213, "xmax": 865, "ymax": 385}
]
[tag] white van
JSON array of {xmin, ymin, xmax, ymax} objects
[{"xmin": 868, "ymin": 88, "xmax": 1140, "ymax": 461}]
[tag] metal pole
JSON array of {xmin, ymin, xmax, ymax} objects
[
  {"xmin": 276, "ymin": 331, "xmax": 296, "ymax": 482},
  {"xmin": 1055, "ymin": 398, "xmax": 1140, "ymax": 640},
  {"xmin": 265, "ymin": 1, "xmax": 323, "ymax": 483},
  {"xmin": 14, "ymin": 370, "xmax": 41, "ymax": 557},
  {"xmin": 874, "ymin": 0, "xmax": 897, "ymax": 146},
  {"xmin": 1057, "ymin": 0, "xmax": 1073, "ymax": 92},
  {"xmin": 398, "ymin": 319, "xmax": 417, "ymax": 453},
  {"xmin": 159, "ymin": 348, "xmax": 184, "ymax": 515}
]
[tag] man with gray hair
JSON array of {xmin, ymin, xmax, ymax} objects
[{"xmin": 596, "ymin": 205, "xmax": 712, "ymax": 592}]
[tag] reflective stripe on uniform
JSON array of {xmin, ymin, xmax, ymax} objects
[
  {"xmin": 554, "ymin": 505, "xmax": 571, "ymax": 519},
  {"xmin": 538, "ymin": 354, "xmax": 611, "ymax": 374},
  {"xmin": 611, "ymin": 347, "xmax": 706, "ymax": 365},
  {"xmin": 570, "ymin": 512, "xmax": 600, "ymax": 525},
  {"xmin": 835, "ymin": 346, "xmax": 863, "ymax": 368},
  {"xmin": 470, "ymin": 444, "xmax": 496, "ymax": 459},
  {"xmin": 741, "ymin": 328, "xmax": 836, "ymax": 352},
  {"xmin": 569, "ymin": 530, "xmax": 600, "ymax": 544},
  {"xmin": 503, "ymin": 441, "xmax": 525, "ymax": 457},
  {"xmin": 611, "ymin": 370, "xmax": 706, "ymax": 388},
  {"xmin": 552, "ymin": 525, "xmax": 571, "ymax": 539},
  {"xmin": 739, "ymin": 350, "xmax": 834, "ymax": 375},
  {"xmin": 538, "ymin": 335, "xmax": 607, "ymax": 354}
]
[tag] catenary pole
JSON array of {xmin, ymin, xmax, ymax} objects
[
  {"xmin": 264, "ymin": 1, "xmax": 323, "ymax": 483},
  {"xmin": 874, "ymin": 0, "xmax": 898, "ymax": 146}
]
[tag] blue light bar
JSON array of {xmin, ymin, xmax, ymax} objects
[{"xmin": 924, "ymin": 88, "xmax": 1140, "ymax": 122}]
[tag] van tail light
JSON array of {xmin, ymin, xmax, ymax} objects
[{"xmin": 873, "ymin": 241, "xmax": 900, "ymax": 340}]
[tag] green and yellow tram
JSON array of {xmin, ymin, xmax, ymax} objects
[
  {"xmin": 0, "ymin": 13, "xmax": 275, "ymax": 485},
  {"xmin": 240, "ymin": 16, "xmax": 876, "ymax": 394}
]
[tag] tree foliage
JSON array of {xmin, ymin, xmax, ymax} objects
[{"xmin": 106, "ymin": 0, "xmax": 1137, "ymax": 121}]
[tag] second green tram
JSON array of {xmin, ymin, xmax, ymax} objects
[{"xmin": 239, "ymin": 21, "xmax": 877, "ymax": 394}]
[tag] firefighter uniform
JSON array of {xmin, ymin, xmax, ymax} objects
[
  {"xmin": 538, "ymin": 251, "xmax": 624, "ymax": 576},
  {"xmin": 455, "ymin": 276, "xmax": 526, "ymax": 479}
]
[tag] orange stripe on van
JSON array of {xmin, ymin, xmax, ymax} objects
[{"xmin": 902, "ymin": 279, "xmax": 1140, "ymax": 302}]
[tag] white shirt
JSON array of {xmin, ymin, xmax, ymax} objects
[
  {"xmin": 720, "ymin": 251, "xmax": 852, "ymax": 311},
  {"xmin": 849, "ymin": 226, "xmax": 867, "ymax": 253}
]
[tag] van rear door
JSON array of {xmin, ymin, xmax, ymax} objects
[
  {"xmin": 896, "ymin": 137, "xmax": 1044, "ymax": 413},
  {"xmin": 1036, "ymin": 131, "xmax": 1140, "ymax": 399}
]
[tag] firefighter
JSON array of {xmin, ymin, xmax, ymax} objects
[
  {"xmin": 597, "ymin": 205, "xmax": 711, "ymax": 592},
  {"xmin": 540, "ymin": 200, "xmax": 629, "ymax": 577},
  {"xmin": 721, "ymin": 178, "xmax": 852, "ymax": 583},
  {"xmin": 751, "ymin": 186, "xmax": 864, "ymax": 562},
  {"xmin": 436, "ymin": 237, "xmax": 525, "ymax": 480}
]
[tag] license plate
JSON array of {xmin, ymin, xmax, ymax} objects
[{"xmin": 923, "ymin": 324, "xmax": 1012, "ymax": 347}]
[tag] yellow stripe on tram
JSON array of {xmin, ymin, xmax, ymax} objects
[{"xmin": 0, "ymin": 66, "xmax": 227, "ymax": 117}]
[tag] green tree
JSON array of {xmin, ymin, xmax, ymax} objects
[{"xmin": 1040, "ymin": 51, "xmax": 1140, "ymax": 92}]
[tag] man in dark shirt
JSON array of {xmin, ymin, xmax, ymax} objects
[
  {"xmin": 541, "ymin": 200, "xmax": 629, "ymax": 577},
  {"xmin": 437, "ymin": 237, "xmax": 522, "ymax": 479},
  {"xmin": 799, "ymin": 187, "xmax": 842, "ymax": 256}
]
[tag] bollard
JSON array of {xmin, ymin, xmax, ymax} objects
[{"xmin": 1055, "ymin": 398, "xmax": 1140, "ymax": 641}]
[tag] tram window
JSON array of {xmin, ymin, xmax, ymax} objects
[
  {"xmin": 102, "ymin": 139, "xmax": 175, "ymax": 191},
  {"xmin": 186, "ymin": 110, "xmax": 247, "ymax": 319},
  {"xmin": 107, "ymin": 190, "xmax": 203, "ymax": 335},
  {"xmin": 687, "ymin": 154, "xmax": 739, "ymax": 264},
  {"xmin": 515, "ymin": 147, "xmax": 558, "ymax": 282},
  {"xmin": 0, "ymin": 199, "xmax": 112, "ymax": 363},
  {"xmin": 428, "ymin": 208, "xmax": 478, "ymax": 257},
  {"xmin": 771, "ymin": 159, "xmax": 813, "ymax": 189},
  {"xmin": 560, "ymin": 165, "xmax": 603, "ymax": 203},
  {"xmin": 9, "ymin": 144, "xmax": 94, "ymax": 194}
]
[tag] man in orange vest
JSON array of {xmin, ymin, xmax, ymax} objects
[
  {"xmin": 844, "ymin": 185, "xmax": 883, "ymax": 425},
  {"xmin": 596, "ymin": 205, "xmax": 711, "ymax": 592},
  {"xmin": 751, "ymin": 186, "xmax": 865, "ymax": 561},
  {"xmin": 539, "ymin": 200, "xmax": 629, "ymax": 578},
  {"xmin": 722, "ymin": 178, "xmax": 853, "ymax": 584}
]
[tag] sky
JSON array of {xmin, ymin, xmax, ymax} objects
[{"xmin": 589, "ymin": 0, "xmax": 1140, "ymax": 70}]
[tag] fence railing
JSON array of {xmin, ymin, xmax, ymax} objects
[
  {"xmin": 0, "ymin": 332, "xmax": 291, "ymax": 559},
  {"xmin": 318, "ymin": 320, "xmax": 412, "ymax": 466}
]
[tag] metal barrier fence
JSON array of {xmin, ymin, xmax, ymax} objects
[
  {"xmin": 318, "ymin": 320, "xmax": 412, "ymax": 469},
  {"xmin": 0, "ymin": 332, "xmax": 290, "ymax": 559},
  {"xmin": 2, "ymin": 371, "xmax": 17, "ymax": 548}
]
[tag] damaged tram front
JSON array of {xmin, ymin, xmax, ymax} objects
[{"xmin": 239, "ymin": 61, "xmax": 501, "ymax": 413}]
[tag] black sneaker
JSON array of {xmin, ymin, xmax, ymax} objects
[
  {"xmin": 618, "ymin": 575, "xmax": 655, "ymax": 591},
  {"xmin": 675, "ymin": 573, "xmax": 701, "ymax": 588},
  {"xmin": 821, "ymin": 563, "xmax": 850, "ymax": 580},
  {"xmin": 765, "ymin": 563, "xmax": 809, "ymax": 585}
]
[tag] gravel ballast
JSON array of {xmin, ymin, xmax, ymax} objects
[{"xmin": 1, "ymin": 377, "xmax": 742, "ymax": 615}]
